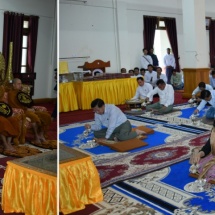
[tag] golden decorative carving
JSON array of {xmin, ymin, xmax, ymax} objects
[
  {"xmin": 0, "ymin": 52, "xmax": 6, "ymax": 84},
  {"xmin": 4, "ymin": 42, "xmax": 14, "ymax": 84}
]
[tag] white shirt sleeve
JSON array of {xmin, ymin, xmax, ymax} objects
[
  {"xmin": 164, "ymin": 85, "xmax": 174, "ymax": 107},
  {"xmin": 147, "ymin": 87, "xmax": 158, "ymax": 99},
  {"xmin": 131, "ymin": 87, "xmax": 140, "ymax": 100},
  {"xmin": 192, "ymin": 87, "xmax": 200, "ymax": 96}
]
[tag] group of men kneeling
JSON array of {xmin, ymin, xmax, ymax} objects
[
  {"xmin": 84, "ymin": 78, "xmax": 215, "ymax": 182},
  {"xmin": 0, "ymin": 78, "xmax": 52, "ymax": 153}
]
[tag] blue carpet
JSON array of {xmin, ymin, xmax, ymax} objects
[
  {"xmin": 60, "ymin": 124, "xmax": 170, "ymax": 155},
  {"xmin": 179, "ymin": 106, "xmax": 208, "ymax": 119},
  {"xmin": 113, "ymin": 159, "xmax": 215, "ymax": 215}
]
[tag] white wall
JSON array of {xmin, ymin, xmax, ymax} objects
[
  {"xmin": 0, "ymin": 0, "xmax": 57, "ymax": 99},
  {"xmin": 59, "ymin": 2, "xmax": 118, "ymax": 73},
  {"xmin": 59, "ymin": 0, "xmax": 215, "ymax": 73}
]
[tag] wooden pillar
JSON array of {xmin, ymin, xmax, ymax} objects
[{"xmin": 182, "ymin": 68, "xmax": 210, "ymax": 98}]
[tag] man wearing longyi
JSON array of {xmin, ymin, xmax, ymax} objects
[
  {"xmin": 145, "ymin": 79, "xmax": 174, "ymax": 114},
  {"xmin": 85, "ymin": 98, "xmax": 145, "ymax": 141},
  {"xmin": 7, "ymin": 78, "xmax": 51, "ymax": 145}
]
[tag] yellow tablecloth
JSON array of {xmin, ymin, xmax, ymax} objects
[
  {"xmin": 59, "ymin": 82, "xmax": 79, "ymax": 112},
  {"xmin": 60, "ymin": 78, "xmax": 137, "ymax": 111},
  {"xmin": 1, "ymin": 161, "xmax": 57, "ymax": 215},
  {"xmin": 60, "ymin": 156, "xmax": 103, "ymax": 214}
]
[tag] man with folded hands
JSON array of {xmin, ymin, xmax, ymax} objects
[{"xmin": 85, "ymin": 98, "xmax": 145, "ymax": 142}]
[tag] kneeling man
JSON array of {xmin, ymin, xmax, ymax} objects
[{"xmin": 85, "ymin": 98, "xmax": 144, "ymax": 141}]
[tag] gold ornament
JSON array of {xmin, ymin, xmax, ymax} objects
[
  {"xmin": 0, "ymin": 52, "xmax": 6, "ymax": 84},
  {"xmin": 4, "ymin": 42, "xmax": 14, "ymax": 84}
]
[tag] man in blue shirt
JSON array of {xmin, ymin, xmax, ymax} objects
[{"xmin": 85, "ymin": 98, "xmax": 144, "ymax": 141}]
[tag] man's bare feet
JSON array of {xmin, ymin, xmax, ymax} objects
[
  {"xmin": 4, "ymin": 144, "xmax": 16, "ymax": 152},
  {"xmin": 136, "ymin": 134, "xmax": 147, "ymax": 140},
  {"xmin": 135, "ymin": 129, "xmax": 146, "ymax": 135},
  {"xmin": 34, "ymin": 137, "xmax": 42, "ymax": 144}
]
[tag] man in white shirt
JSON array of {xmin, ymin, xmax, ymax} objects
[
  {"xmin": 144, "ymin": 64, "xmax": 157, "ymax": 87},
  {"xmin": 191, "ymin": 82, "xmax": 213, "ymax": 103},
  {"xmin": 152, "ymin": 67, "xmax": 167, "ymax": 87},
  {"xmin": 163, "ymin": 48, "xmax": 175, "ymax": 84},
  {"xmin": 85, "ymin": 98, "xmax": 145, "ymax": 141},
  {"xmin": 140, "ymin": 48, "xmax": 153, "ymax": 70},
  {"xmin": 131, "ymin": 77, "xmax": 153, "ymax": 102},
  {"xmin": 193, "ymin": 90, "xmax": 215, "ymax": 119},
  {"xmin": 133, "ymin": 67, "xmax": 140, "ymax": 76},
  {"xmin": 145, "ymin": 79, "xmax": 174, "ymax": 114}
]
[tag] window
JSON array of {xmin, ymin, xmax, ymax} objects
[
  {"xmin": 21, "ymin": 16, "xmax": 29, "ymax": 73},
  {"xmin": 156, "ymin": 18, "xmax": 166, "ymax": 30}
]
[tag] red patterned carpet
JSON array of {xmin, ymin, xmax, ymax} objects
[{"xmin": 94, "ymin": 132, "xmax": 210, "ymax": 188}]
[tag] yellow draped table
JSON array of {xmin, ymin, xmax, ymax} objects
[
  {"xmin": 72, "ymin": 78, "xmax": 138, "ymax": 110},
  {"xmin": 60, "ymin": 144, "xmax": 103, "ymax": 214},
  {"xmin": 60, "ymin": 82, "xmax": 79, "ymax": 112},
  {"xmin": 1, "ymin": 151, "xmax": 57, "ymax": 215}
]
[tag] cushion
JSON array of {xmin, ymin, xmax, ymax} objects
[
  {"xmin": 33, "ymin": 106, "xmax": 47, "ymax": 112},
  {"xmin": 97, "ymin": 138, "xmax": 148, "ymax": 152},
  {"xmin": 12, "ymin": 108, "xmax": 24, "ymax": 115}
]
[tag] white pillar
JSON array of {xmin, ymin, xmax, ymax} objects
[
  {"xmin": 182, "ymin": 0, "xmax": 208, "ymax": 68},
  {"xmin": 115, "ymin": 0, "xmax": 130, "ymax": 71}
]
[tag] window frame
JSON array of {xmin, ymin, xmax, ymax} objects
[
  {"xmin": 21, "ymin": 15, "xmax": 30, "ymax": 73},
  {"xmin": 156, "ymin": 17, "xmax": 166, "ymax": 30}
]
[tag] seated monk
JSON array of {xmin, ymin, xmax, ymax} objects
[
  {"xmin": 7, "ymin": 78, "xmax": 52, "ymax": 145},
  {"xmin": 190, "ymin": 121, "xmax": 215, "ymax": 182},
  {"xmin": 0, "ymin": 115, "xmax": 19, "ymax": 152},
  {"xmin": 0, "ymin": 87, "xmax": 20, "ymax": 152}
]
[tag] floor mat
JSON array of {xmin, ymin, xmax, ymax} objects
[
  {"xmin": 94, "ymin": 132, "xmax": 210, "ymax": 187},
  {"xmin": 0, "ymin": 145, "xmax": 42, "ymax": 158},
  {"xmin": 29, "ymin": 140, "xmax": 57, "ymax": 149},
  {"xmin": 97, "ymin": 138, "xmax": 148, "ymax": 152}
]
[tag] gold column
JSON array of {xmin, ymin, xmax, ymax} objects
[{"xmin": 4, "ymin": 42, "xmax": 14, "ymax": 84}]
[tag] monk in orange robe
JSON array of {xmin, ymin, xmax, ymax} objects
[
  {"xmin": 7, "ymin": 78, "xmax": 51, "ymax": 144},
  {"xmin": 0, "ymin": 86, "xmax": 19, "ymax": 152}
]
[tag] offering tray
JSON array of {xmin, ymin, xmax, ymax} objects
[
  {"xmin": 184, "ymin": 179, "xmax": 211, "ymax": 193},
  {"xmin": 125, "ymin": 99, "xmax": 143, "ymax": 110}
]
